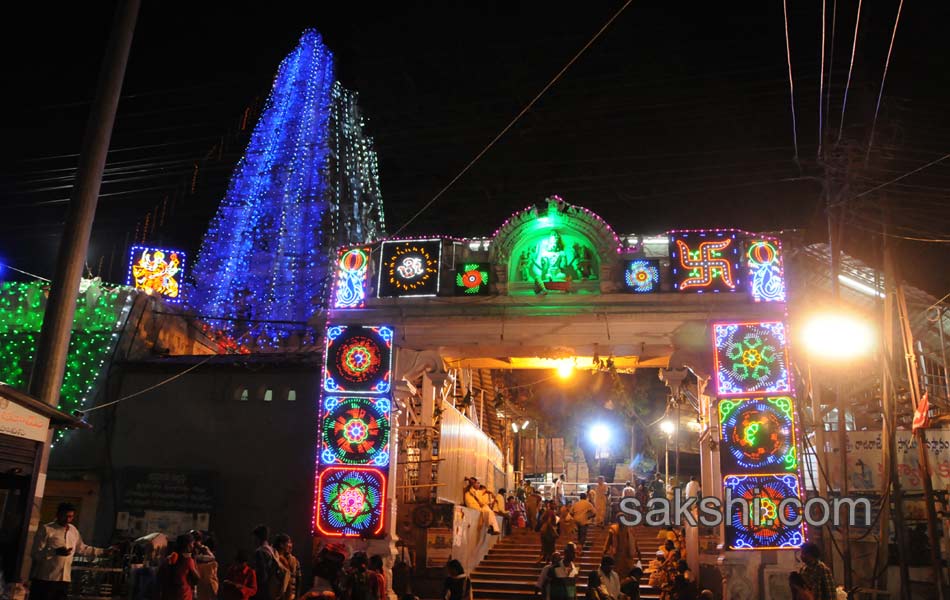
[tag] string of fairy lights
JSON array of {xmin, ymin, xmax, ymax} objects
[
  {"xmin": 0, "ymin": 280, "xmax": 134, "ymax": 442},
  {"xmin": 188, "ymin": 30, "xmax": 386, "ymax": 348}
]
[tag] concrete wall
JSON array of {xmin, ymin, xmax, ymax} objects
[{"xmin": 50, "ymin": 359, "xmax": 319, "ymax": 569}]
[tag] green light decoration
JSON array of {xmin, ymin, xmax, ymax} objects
[
  {"xmin": 0, "ymin": 281, "xmax": 133, "ymax": 441},
  {"xmin": 767, "ymin": 396, "xmax": 793, "ymax": 419},
  {"xmin": 718, "ymin": 399, "xmax": 742, "ymax": 423},
  {"xmin": 743, "ymin": 422, "xmax": 760, "ymax": 445},
  {"xmin": 783, "ymin": 446, "xmax": 797, "ymax": 470}
]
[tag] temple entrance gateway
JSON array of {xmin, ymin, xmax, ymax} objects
[{"xmin": 316, "ymin": 197, "xmax": 799, "ymax": 600}]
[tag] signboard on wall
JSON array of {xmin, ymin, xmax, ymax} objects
[
  {"xmin": 0, "ymin": 397, "xmax": 49, "ymax": 442},
  {"xmin": 817, "ymin": 430, "xmax": 950, "ymax": 492},
  {"xmin": 117, "ymin": 469, "xmax": 215, "ymax": 514}
]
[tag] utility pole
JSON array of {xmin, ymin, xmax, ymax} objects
[
  {"xmin": 882, "ymin": 243, "xmax": 912, "ymax": 599},
  {"xmin": 896, "ymin": 283, "xmax": 948, "ymax": 599},
  {"xmin": 826, "ymin": 158, "xmax": 854, "ymax": 592},
  {"xmin": 16, "ymin": 0, "xmax": 139, "ymax": 589}
]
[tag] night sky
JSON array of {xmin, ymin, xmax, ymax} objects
[{"xmin": 2, "ymin": 1, "xmax": 948, "ymax": 295}]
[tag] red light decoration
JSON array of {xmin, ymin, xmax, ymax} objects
[
  {"xmin": 669, "ymin": 230, "xmax": 742, "ymax": 293},
  {"xmin": 314, "ymin": 466, "xmax": 387, "ymax": 538}
]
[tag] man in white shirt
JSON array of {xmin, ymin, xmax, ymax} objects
[
  {"xmin": 622, "ymin": 481, "xmax": 636, "ymax": 498},
  {"xmin": 31, "ymin": 503, "xmax": 109, "ymax": 600},
  {"xmin": 553, "ymin": 474, "xmax": 566, "ymax": 506},
  {"xmin": 590, "ymin": 555, "xmax": 622, "ymax": 599},
  {"xmin": 684, "ymin": 475, "xmax": 701, "ymax": 500}
]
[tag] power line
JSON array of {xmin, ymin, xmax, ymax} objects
[
  {"xmin": 854, "ymin": 152, "xmax": 950, "ymax": 199},
  {"xmin": 865, "ymin": 0, "xmax": 905, "ymax": 164},
  {"xmin": 836, "ymin": 0, "xmax": 863, "ymax": 144},
  {"xmin": 391, "ymin": 0, "xmax": 634, "ymax": 237},
  {"xmin": 782, "ymin": 0, "xmax": 800, "ymax": 161},
  {"xmin": 818, "ymin": 0, "xmax": 827, "ymax": 159}
]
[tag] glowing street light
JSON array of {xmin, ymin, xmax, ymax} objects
[
  {"xmin": 556, "ymin": 360, "xmax": 574, "ymax": 380},
  {"xmin": 800, "ymin": 311, "xmax": 875, "ymax": 361},
  {"xmin": 588, "ymin": 422, "xmax": 611, "ymax": 446},
  {"xmin": 660, "ymin": 419, "xmax": 675, "ymax": 436},
  {"xmin": 522, "ymin": 420, "xmax": 530, "ymax": 430},
  {"xmin": 511, "ymin": 422, "xmax": 519, "ymax": 433}
]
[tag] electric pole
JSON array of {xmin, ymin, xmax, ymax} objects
[{"xmin": 16, "ymin": 0, "xmax": 139, "ymax": 589}]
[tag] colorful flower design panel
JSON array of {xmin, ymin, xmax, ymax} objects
[
  {"xmin": 669, "ymin": 231, "xmax": 741, "ymax": 293},
  {"xmin": 127, "ymin": 245, "xmax": 185, "ymax": 303},
  {"xmin": 377, "ymin": 239, "xmax": 441, "ymax": 297},
  {"xmin": 714, "ymin": 321, "xmax": 791, "ymax": 396},
  {"xmin": 323, "ymin": 325, "xmax": 393, "ymax": 395},
  {"xmin": 747, "ymin": 239, "xmax": 786, "ymax": 303},
  {"xmin": 320, "ymin": 396, "xmax": 391, "ymax": 466},
  {"xmin": 623, "ymin": 259, "xmax": 660, "ymax": 293},
  {"xmin": 719, "ymin": 397, "xmax": 797, "ymax": 473},
  {"xmin": 723, "ymin": 474, "xmax": 805, "ymax": 550},
  {"xmin": 315, "ymin": 466, "xmax": 387, "ymax": 538},
  {"xmin": 455, "ymin": 263, "xmax": 491, "ymax": 296},
  {"xmin": 333, "ymin": 247, "xmax": 371, "ymax": 309}
]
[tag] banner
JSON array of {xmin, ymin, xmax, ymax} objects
[{"xmin": 817, "ymin": 430, "xmax": 950, "ymax": 492}]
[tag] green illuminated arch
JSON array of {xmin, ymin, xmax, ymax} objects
[{"xmin": 490, "ymin": 196, "xmax": 621, "ymax": 294}]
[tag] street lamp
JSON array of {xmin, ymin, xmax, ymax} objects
[
  {"xmin": 556, "ymin": 360, "xmax": 574, "ymax": 380},
  {"xmin": 660, "ymin": 419, "xmax": 675, "ymax": 494},
  {"xmin": 800, "ymin": 311, "xmax": 875, "ymax": 361},
  {"xmin": 800, "ymin": 309, "xmax": 875, "ymax": 594}
]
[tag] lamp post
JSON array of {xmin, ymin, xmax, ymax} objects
[
  {"xmin": 660, "ymin": 419, "xmax": 675, "ymax": 495},
  {"xmin": 800, "ymin": 310, "xmax": 876, "ymax": 593}
]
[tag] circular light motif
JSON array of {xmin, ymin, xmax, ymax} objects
[
  {"xmin": 343, "ymin": 419, "xmax": 369, "ymax": 444},
  {"xmin": 321, "ymin": 396, "xmax": 391, "ymax": 466},
  {"xmin": 624, "ymin": 260, "xmax": 659, "ymax": 293},
  {"xmin": 338, "ymin": 486, "xmax": 367, "ymax": 518},
  {"xmin": 337, "ymin": 337, "xmax": 381, "ymax": 382},
  {"xmin": 463, "ymin": 270, "xmax": 483, "ymax": 288},
  {"xmin": 317, "ymin": 467, "xmax": 386, "ymax": 537},
  {"xmin": 719, "ymin": 397, "xmax": 796, "ymax": 471}
]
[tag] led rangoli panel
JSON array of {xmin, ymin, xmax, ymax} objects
[
  {"xmin": 320, "ymin": 396, "xmax": 391, "ymax": 466},
  {"xmin": 719, "ymin": 397, "xmax": 797, "ymax": 473},
  {"xmin": 713, "ymin": 321, "xmax": 791, "ymax": 396},
  {"xmin": 455, "ymin": 263, "xmax": 490, "ymax": 296},
  {"xmin": 315, "ymin": 466, "xmax": 387, "ymax": 538},
  {"xmin": 333, "ymin": 247, "xmax": 371, "ymax": 309},
  {"xmin": 377, "ymin": 239, "xmax": 441, "ymax": 297},
  {"xmin": 127, "ymin": 245, "xmax": 186, "ymax": 303},
  {"xmin": 624, "ymin": 259, "xmax": 660, "ymax": 293},
  {"xmin": 747, "ymin": 239, "xmax": 786, "ymax": 303},
  {"xmin": 669, "ymin": 231, "xmax": 741, "ymax": 293},
  {"xmin": 323, "ymin": 325, "xmax": 393, "ymax": 395},
  {"xmin": 723, "ymin": 474, "xmax": 805, "ymax": 550}
]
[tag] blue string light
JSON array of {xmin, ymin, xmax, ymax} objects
[{"xmin": 190, "ymin": 30, "xmax": 385, "ymax": 347}]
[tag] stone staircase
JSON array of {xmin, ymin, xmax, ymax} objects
[{"xmin": 471, "ymin": 525, "xmax": 663, "ymax": 599}]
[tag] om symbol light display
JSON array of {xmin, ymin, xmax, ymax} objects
[
  {"xmin": 333, "ymin": 247, "xmax": 371, "ymax": 309},
  {"xmin": 323, "ymin": 325, "xmax": 393, "ymax": 394},
  {"xmin": 669, "ymin": 230, "xmax": 741, "ymax": 293},
  {"xmin": 713, "ymin": 321, "xmax": 791, "ymax": 396},
  {"xmin": 126, "ymin": 245, "xmax": 185, "ymax": 303},
  {"xmin": 377, "ymin": 239, "xmax": 442, "ymax": 297},
  {"xmin": 747, "ymin": 239, "xmax": 786, "ymax": 303}
]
